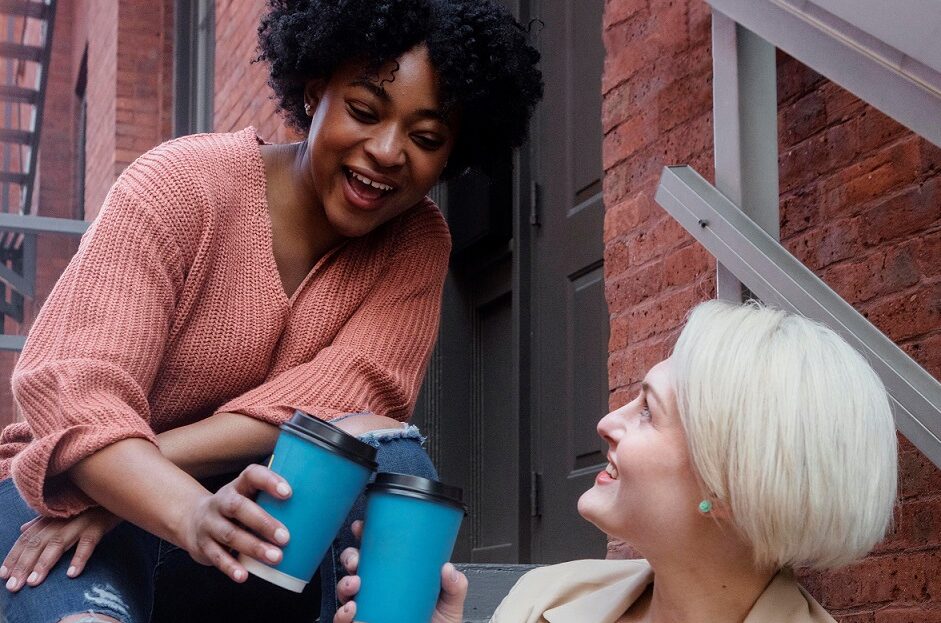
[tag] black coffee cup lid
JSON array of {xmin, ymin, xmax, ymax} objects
[
  {"xmin": 281, "ymin": 411, "xmax": 378, "ymax": 469},
  {"xmin": 367, "ymin": 472, "xmax": 466, "ymax": 512}
]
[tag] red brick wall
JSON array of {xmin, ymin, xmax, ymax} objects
[
  {"xmin": 214, "ymin": 0, "xmax": 301, "ymax": 141},
  {"xmin": 114, "ymin": 0, "xmax": 174, "ymax": 183},
  {"xmin": 601, "ymin": 1, "xmax": 941, "ymax": 620},
  {"xmin": 0, "ymin": 0, "xmax": 175, "ymax": 428}
]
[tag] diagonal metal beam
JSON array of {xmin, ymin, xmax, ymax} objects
[
  {"xmin": 0, "ymin": 258, "xmax": 30, "ymax": 296},
  {"xmin": 655, "ymin": 165, "xmax": 941, "ymax": 469}
]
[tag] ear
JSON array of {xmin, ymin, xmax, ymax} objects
[{"xmin": 303, "ymin": 79, "xmax": 328, "ymax": 115}]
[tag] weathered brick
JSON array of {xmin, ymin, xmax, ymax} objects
[
  {"xmin": 875, "ymin": 607, "xmax": 941, "ymax": 623},
  {"xmin": 822, "ymin": 243, "xmax": 921, "ymax": 305},
  {"xmin": 786, "ymin": 217, "xmax": 862, "ymax": 271},
  {"xmin": 780, "ymin": 187, "xmax": 820, "ymax": 238},
  {"xmin": 604, "ymin": 192, "xmax": 660, "ymax": 243},
  {"xmin": 606, "ymin": 261, "xmax": 666, "ymax": 320},
  {"xmin": 860, "ymin": 282, "xmax": 941, "ymax": 343},
  {"xmin": 862, "ymin": 179, "xmax": 941, "ymax": 247},
  {"xmin": 780, "ymin": 90, "xmax": 827, "ymax": 148},
  {"xmin": 603, "ymin": 0, "xmax": 646, "ymax": 28},
  {"xmin": 877, "ymin": 497, "xmax": 941, "ymax": 553},
  {"xmin": 812, "ymin": 551, "xmax": 941, "ymax": 610},
  {"xmin": 819, "ymin": 139, "xmax": 922, "ymax": 219},
  {"xmin": 899, "ymin": 442, "xmax": 941, "ymax": 500}
]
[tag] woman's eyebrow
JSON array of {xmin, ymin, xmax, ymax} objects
[
  {"xmin": 348, "ymin": 78, "xmax": 448, "ymax": 124},
  {"xmin": 349, "ymin": 79, "xmax": 389, "ymax": 101},
  {"xmin": 641, "ymin": 381, "xmax": 662, "ymax": 410}
]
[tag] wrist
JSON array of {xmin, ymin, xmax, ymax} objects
[{"xmin": 164, "ymin": 486, "xmax": 212, "ymax": 550}]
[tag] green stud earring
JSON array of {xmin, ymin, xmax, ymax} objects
[{"xmin": 698, "ymin": 500, "xmax": 712, "ymax": 514}]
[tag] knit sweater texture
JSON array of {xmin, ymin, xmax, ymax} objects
[{"xmin": 0, "ymin": 127, "xmax": 451, "ymax": 517}]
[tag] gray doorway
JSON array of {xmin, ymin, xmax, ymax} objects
[{"xmin": 413, "ymin": 0, "xmax": 608, "ymax": 564}]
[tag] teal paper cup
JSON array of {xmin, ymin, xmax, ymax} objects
[
  {"xmin": 239, "ymin": 411, "xmax": 378, "ymax": 592},
  {"xmin": 354, "ymin": 473, "xmax": 466, "ymax": 623}
]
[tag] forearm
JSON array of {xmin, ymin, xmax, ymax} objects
[
  {"xmin": 157, "ymin": 412, "xmax": 280, "ymax": 479},
  {"xmin": 69, "ymin": 438, "xmax": 208, "ymax": 547}
]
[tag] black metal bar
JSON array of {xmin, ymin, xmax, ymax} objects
[
  {"xmin": 0, "ymin": 171, "xmax": 26, "ymax": 184},
  {"xmin": 21, "ymin": 0, "xmax": 54, "ymax": 216},
  {"xmin": 0, "ymin": 41, "xmax": 42, "ymax": 62},
  {"xmin": 0, "ymin": 128, "xmax": 30, "ymax": 144},
  {"xmin": 0, "ymin": 85, "xmax": 37, "ymax": 103}
]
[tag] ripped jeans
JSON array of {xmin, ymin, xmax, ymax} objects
[{"xmin": 0, "ymin": 423, "xmax": 435, "ymax": 623}]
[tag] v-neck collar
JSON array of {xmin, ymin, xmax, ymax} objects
[{"xmin": 246, "ymin": 126, "xmax": 349, "ymax": 307}]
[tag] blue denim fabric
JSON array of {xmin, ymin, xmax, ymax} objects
[
  {"xmin": 0, "ymin": 477, "xmax": 160, "ymax": 623},
  {"xmin": 0, "ymin": 425, "xmax": 435, "ymax": 623}
]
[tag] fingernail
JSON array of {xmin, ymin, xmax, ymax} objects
[
  {"xmin": 233, "ymin": 568, "xmax": 246, "ymax": 581},
  {"xmin": 6, "ymin": 577, "xmax": 16, "ymax": 590},
  {"xmin": 276, "ymin": 482, "xmax": 291, "ymax": 497},
  {"xmin": 67, "ymin": 566, "xmax": 77, "ymax": 578},
  {"xmin": 265, "ymin": 548, "xmax": 280, "ymax": 563},
  {"xmin": 26, "ymin": 572, "xmax": 37, "ymax": 585},
  {"xmin": 448, "ymin": 563, "xmax": 459, "ymax": 582},
  {"xmin": 275, "ymin": 527, "xmax": 289, "ymax": 544},
  {"xmin": 0, "ymin": 565, "xmax": 7, "ymax": 578}
]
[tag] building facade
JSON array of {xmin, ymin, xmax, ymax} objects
[{"xmin": 0, "ymin": 1, "xmax": 938, "ymax": 620}]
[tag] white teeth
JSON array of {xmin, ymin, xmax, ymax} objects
[
  {"xmin": 605, "ymin": 463, "xmax": 619, "ymax": 479},
  {"xmin": 350, "ymin": 170, "xmax": 393, "ymax": 192}
]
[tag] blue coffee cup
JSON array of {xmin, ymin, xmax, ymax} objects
[
  {"xmin": 354, "ymin": 473, "xmax": 466, "ymax": 623},
  {"xmin": 239, "ymin": 411, "xmax": 378, "ymax": 592}
]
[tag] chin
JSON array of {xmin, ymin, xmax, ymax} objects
[{"xmin": 576, "ymin": 487, "xmax": 600, "ymax": 523}]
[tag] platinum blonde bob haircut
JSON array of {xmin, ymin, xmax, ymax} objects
[{"xmin": 671, "ymin": 300, "xmax": 897, "ymax": 570}]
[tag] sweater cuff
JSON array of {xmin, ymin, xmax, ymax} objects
[{"xmin": 10, "ymin": 423, "xmax": 157, "ymax": 518}]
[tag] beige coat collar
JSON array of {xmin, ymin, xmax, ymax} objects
[{"xmin": 497, "ymin": 560, "xmax": 834, "ymax": 623}]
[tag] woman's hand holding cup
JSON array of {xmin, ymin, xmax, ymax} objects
[
  {"xmin": 333, "ymin": 520, "xmax": 468, "ymax": 623},
  {"xmin": 181, "ymin": 464, "xmax": 291, "ymax": 582}
]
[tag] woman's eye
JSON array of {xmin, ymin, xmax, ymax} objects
[
  {"xmin": 347, "ymin": 104, "xmax": 377, "ymax": 122},
  {"xmin": 639, "ymin": 406, "xmax": 652, "ymax": 421},
  {"xmin": 412, "ymin": 134, "xmax": 444, "ymax": 150}
]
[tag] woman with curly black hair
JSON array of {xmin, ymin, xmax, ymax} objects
[{"xmin": 0, "ymin": 1, "xmax": 542, "ymax": 621}]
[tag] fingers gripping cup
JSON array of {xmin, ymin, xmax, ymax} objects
[
  {"xmin": 354, "ymin": 473, "xmax": 466, "ymax": 623},
  {"xmin": 239, "ymin": 411, "xmax": 378, "ymax": 592}
]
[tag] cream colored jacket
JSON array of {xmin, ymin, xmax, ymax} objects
[{"xmin": 490, "ymin": 559, "xmax": 835, "ymax": 622}]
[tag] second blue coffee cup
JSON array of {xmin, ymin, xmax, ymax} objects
[
  {"xmin": 354, "ymin": 473, "xmax": 466, "ymax": 623},
  {"xmin": 239, "ymin": 410, "xmax": 378, "ymax": 592}
]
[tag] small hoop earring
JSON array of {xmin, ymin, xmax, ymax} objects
[
  {"xmin": 698, "ymin": 500, "xmax": 713, "ymax": 514},
  {"xmin": 304, "ymin": 102, "xmax": 312, "ymax": 116}
]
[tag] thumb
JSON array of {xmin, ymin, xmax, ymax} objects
[{"xmin": 435, "ymin": 563, "xmax": 468, "ymax": 622}]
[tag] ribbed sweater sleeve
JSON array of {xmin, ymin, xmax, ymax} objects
[
  {"xmin": 9, "ymin": 173, "xmax": 185, "ymax": 517},
  {"xmin": 218, "ymin": 204, "xmax": 451, "ymax": 424}
]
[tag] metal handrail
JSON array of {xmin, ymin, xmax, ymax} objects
[{"xmin": 655, "ymin": 165, "xmax": 941, "ymax": 469}]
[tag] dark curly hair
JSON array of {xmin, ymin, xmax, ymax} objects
[{"xmin": 257, "ymin": 0, "xmax": 543, "ymax": 178}]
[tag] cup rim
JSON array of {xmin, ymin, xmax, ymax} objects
[
  {"xmin": 280, "ymin": 411, "xmax": 379, "ymax": 470},
  {"xmin": 367, "ymin": 472, "xmax": 467, "ymax": 512}
]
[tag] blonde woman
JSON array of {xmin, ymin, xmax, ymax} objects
[{"xmin": 334, "ymin": 300, "xmax": 898, "ymax": 622}]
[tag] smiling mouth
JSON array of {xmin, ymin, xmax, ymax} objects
[
  {"xmin": 343, "ymin": 167, "xmax": 396, "ymax": 201},
  {"xmin": 604, "ymin": 462, "xmax": 619, "ymax": 479}
]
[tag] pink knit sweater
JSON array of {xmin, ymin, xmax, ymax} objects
[{"xmin": 0, "ymin": 127, "xmax": 451, "ymax": 517}]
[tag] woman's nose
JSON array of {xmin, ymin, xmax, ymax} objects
[
  {"xmin": 597, "ymin": 401, "xmax": 632, "ymax": 442},
  {"xmin": 365, "ymin": 125, "xmax": 406, "ymax": 169},
  {"xmin": 596, "ymin": 408, "xmax": 620, "ymax": 443}
]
